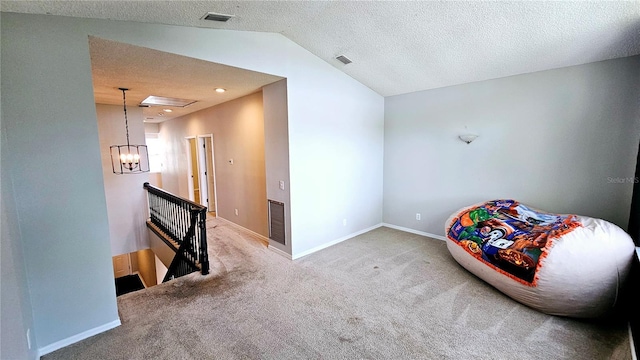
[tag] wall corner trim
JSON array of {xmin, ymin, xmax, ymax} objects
[
  {"xmin": 292, "ymin": 223, "xmax": 385, "ymax": 260},
  {"xmin": 37, "ymin": 319, "xmax": 121, "ymax": 358},
  {"xmin": 627, "ymin": 322, "xmax": 637, "ymax": 360},
  {"xmin": 380, "ymin": 223, "xmax": 447, "ymax": 241},
  {"xmin": 268, "ymin": 245, "xmax": 292, "ymax": 260}
]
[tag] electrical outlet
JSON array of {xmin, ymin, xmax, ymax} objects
[
  {"xmin": 234, "ymin": 209, "xmax": 238, "ymax": 216},
  {"xmin": 343, "ymin": 219, "xmax": 347, "ymax": 226},
  {"xmin": 416, "ymin": 213, "xmax": 421, "ymax": 221},
  {"xmin": 279, "ymin": 180, "xmax": 285, "ymax": 190}
]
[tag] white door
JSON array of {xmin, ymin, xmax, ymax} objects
[
  {"xmin": 197, "ymin": 136, "xmax": 209, "ymax": 209},
  {"xmin": 112, "ymin": 253, "xmax": 131, "ymax": 278},
  {"xmin": 205, "ymin": 137, "xmax": 217, "ymax": 213}
]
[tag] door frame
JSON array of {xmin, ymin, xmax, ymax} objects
[
  {"xmin": 197, "ymin": 134, "xmax": 218, "ymax": 214},
  {"xmin": 196, "ymin": 136, "xmax": 209, "ymax": 209},
  {"xmin": 185, "ymin": 136, "xmax": 198, "ymax": 203}
]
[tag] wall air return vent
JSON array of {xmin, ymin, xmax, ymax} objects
[
  {"xmin": 202, "ymin": 12, "xmax": 235, "ymax": 22},
  {"xmin": 335, "ymin": 55, "xmax": 353, "ymax": 65},
  {"xmin": 268, "ymin": 200, "xmax": 286, "ymax": 245}
]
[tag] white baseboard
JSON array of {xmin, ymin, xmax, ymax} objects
[
  {"xmin": 215, "ymin": 216, "xmax": 291, "ymax": 260},
  {"xmin": 380, "ymin": 223, "xmax": 447, "ymax": 241},
  {"xmin": 218, "ymin": 218, "xmax": 445, "ymax": 261},
  {"xmin": 292, "ymin": 223, "xmax": 384, "ymax": 260},
  {"xmin": 37, "ymin": 319, "xmax": 121, "ymax": 358},
  {"xmin": 287, "ymin": 222, "xmax": 446, "ymax": 260},
  {"xmin": 268, "ymin": 245, "xmax": 292, "ymax": 260},
  {"xmin": 216, "ymin": 216, "xmax": 270, "ymax": 243}
]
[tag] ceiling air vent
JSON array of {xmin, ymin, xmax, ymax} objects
[
  {"xmin": 335, "ymin": 55, "xmax": 352, "ymax": 65},
  {"xmin": 202, "ymin": 12, "xmax": 235, "ymax": 22}
]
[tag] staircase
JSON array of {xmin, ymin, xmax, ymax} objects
[{"xmin": 144, "ymin": 182, "xmax": 209, "ymax": 282}]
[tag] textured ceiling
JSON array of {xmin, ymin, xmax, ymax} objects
[
  {"xmin": 89, "ymin": 37, "xmax": 283, "ymax": 122},
  {"xmin": 3, "ymin": 1, "xmax": 640, "ymax": 98}
]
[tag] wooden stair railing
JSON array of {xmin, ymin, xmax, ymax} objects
[{"xmin": 143, "ymin": 182, "xmax": 209, "ymax": 282}]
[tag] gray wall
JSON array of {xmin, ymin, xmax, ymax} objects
[
  {"xmin": 384, "ymin": 56, "xmax": 640, "ymax": 236},
  {"xmin": 1, "ymin": 132, "xmax": 38, "ymax": 360},
  {"xmin": 1, "ymin": 11, "xmax": 383, "ymax": 352},
  {"xmin": 2, "ymin": 13, "xmax": 119, "ymax": 350},
  {"xmin": 263, "ymin": 79, "xmax": 293, "ymax": 254},
  {"xmin": 160, "ymin": 92, "xmax": 269, "ymax": 237}
]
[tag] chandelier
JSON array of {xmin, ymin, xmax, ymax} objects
[{"xmin": 110, "ymin": 88, "xmax": 149, "ymax": 174}]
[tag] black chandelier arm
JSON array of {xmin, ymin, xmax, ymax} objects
[
  {"xmin": 124, "ymin": 162, "xmax": 139, "ymax": 171},
  {"xmin": 120, "ymin": 87, "xmax": 131, "ymax": 147}
]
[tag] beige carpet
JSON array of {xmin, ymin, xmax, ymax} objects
[{"xmin": 44, "ymin": 217, "xmax": 632, "ymax": 359}]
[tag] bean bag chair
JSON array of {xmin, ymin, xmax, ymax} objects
[{"xmin": 445, "ymin": 199, "xmax": 635, "ymax": 318}]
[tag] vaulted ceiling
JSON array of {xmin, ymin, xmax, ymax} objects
[{"xmin": 3, "ymin": 1, "xmax": 640, "ymax": 105}]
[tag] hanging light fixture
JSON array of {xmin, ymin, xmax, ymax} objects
[{"xmin": 110, "ymin": 88, "xmax": 150, "ymax": 174}]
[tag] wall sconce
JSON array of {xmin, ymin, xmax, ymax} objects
[{"xmin": 459, "ymin": 134, "xmax": 478, "ymax": 144}]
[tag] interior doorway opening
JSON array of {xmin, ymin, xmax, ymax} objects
[
  {"xmin": 186, "ymin": 137, "xmax": 200, "ymax": 204},
  {"xmin": 112, "ymin": 249, "xmax": 157, "ymax": 296},
  {"xmin": 186, "ymin": 134, "xmax": 218, "ymax": 216}
]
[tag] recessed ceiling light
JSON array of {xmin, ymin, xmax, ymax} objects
[
  {"xmin": 215, "ymin": 88, "xmax": 226, "ymax": 93},
  {"xmin": 163, "ymin": 109, "xmax": 173, "ymax": 113},
  {"xmin": 141, "ymin": 95, "xmax": 196, "ymax": 107}
]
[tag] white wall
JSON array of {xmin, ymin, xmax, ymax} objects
[
  {"xmin": 384, "ymin": 56, "xmax": 640, "ymax": 236},
  {"xmin": 2, "ymin": 13, "xmax": 120, "ymax": 352},
  {"xmin": 96, "ymin": 104, "xmax": 150, "ymax": 256},
  {"xmin": 290, "ymin": 79, "xmax": 384, "ymax": 256},
  {"xmin": 263, "ymin": 79, "xmax": 293, "ymax": 254},
  {"xmin": 144, "ymin": 123, "xmax": 160, "ymax": 133},
  {"xmin": 1, "ymin": 11, "xmax": 383, "ymax": 351},
  {"xmin": 154, "ymin": 255, "xmax": 168, "ymax": 285},
  {"xmin": 160, "ymin": 92, "xmax": 268, "ymax": 237}
]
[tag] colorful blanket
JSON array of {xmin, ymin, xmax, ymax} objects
[{"xmin": 447, "ymin": 199, "xmax": 582, "ymax": 285}]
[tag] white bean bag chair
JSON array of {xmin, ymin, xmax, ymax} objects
[{"xmin": 445, "ymin": 199, "xmax": 635, "ymax": 318}]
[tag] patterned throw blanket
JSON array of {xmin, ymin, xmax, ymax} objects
[{"xmin": 447, "ymin": 199, "xmax": 582, "ymax": 286}]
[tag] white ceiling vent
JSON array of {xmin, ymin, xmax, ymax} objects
[
  {"xmin": 202, "ymin": 12, "xmax": 235, "ymax": 22},
  {"xmin": 335, "ymin": 55, "xmax": 352, "ymax": 65}
]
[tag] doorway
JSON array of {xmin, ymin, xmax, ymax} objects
[
  {"xmin": 186, "ymin": 135, "xmax": 218, "ymax": 215},
  {"xmin": 186, "ymin": 137, "xmax": 200, "ymax": 204},
  {"xmin": 200, "ymin": 135, "xmax": 218, "ymax": 216}
]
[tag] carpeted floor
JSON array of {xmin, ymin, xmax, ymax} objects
[{"xmin": 43, "ymin": 217, "xmax": 633, "ymax": 359}]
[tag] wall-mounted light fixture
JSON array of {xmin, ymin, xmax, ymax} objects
[
  {"xmin": 110, "ymin": 88, "xmax": 150, "ymax": 174},
  {"xmin": 459, "ymin": 134, "xmax": 478, "ymax": 144}
]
